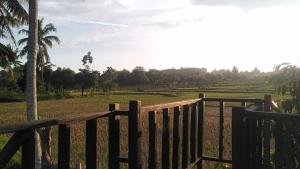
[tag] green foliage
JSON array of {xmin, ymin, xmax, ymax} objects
[{"xmin": 271, "ymin": 64, "xmax": 300, "ymax": 112}]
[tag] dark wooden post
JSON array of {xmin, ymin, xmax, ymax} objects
[
  {"xmin": 58, "ymin": 124, "xmax": 70, "ymax": 169},
  {"xmin": 128, "ymin": 100, "xmax": 142, "ymax": 169},
  {"xmin": 22, "ymin": 130, "xmax": 35, "ymax": 169},
  {"xmin": 172, "ymin": 106, "xmax": 180, "ymax": 169},
  {"xmin": 149, "ymin": 111, "xmax": 157, "ymax": 169},
  {"xmin": 182, "ymin": 104, "xmax": 189, "ymax": 168},
  {"xmin": 263, "ymin": 95, "xmax": 272, "ymax": 169},
  {"xmin": 86, "ymin": 118, "xmax": 97, "ymax": 169},
  {"xmin": 197, "ymin": 93, "xmax": 205, "ymax": 169},
  {"xmin": 190, "ymin": 103, "xmax": 197, "ymax": 162},
  {"xmin": 109, "ymin": 103, "xmax": 120, "ymax": 169},
  {"xmin": 219, "ymin": 101, "xmax": 224, "ymax": 160},
  {"xmin": 162, "ymin": 108, "xmax": 170, "ymax": 169},
  {"xmin": 232, "ymin": 107, "xmax": 245, "ymax": 169}
]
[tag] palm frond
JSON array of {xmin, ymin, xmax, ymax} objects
[{"xmin": 1, "ymin": 0, "xmax": 28, "ymax": 23}]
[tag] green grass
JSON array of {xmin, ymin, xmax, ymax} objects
[{"xmin": 0, "ymin": 89, "xmax": 289, "ymax": 169}]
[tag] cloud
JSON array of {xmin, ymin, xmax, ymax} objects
[
  {"xmin": 190, "ymin": 0, "xmax": 297, "ymax": 8},
  {"xmin": 47, "ymin": 17, "xmax": 128, "ymax": 27}
]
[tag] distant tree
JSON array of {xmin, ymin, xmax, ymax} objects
[
  {"xmin": 75, "ymin": 51, "xmax": 99, "ymax": 96},
  {"xmin": 51, "ymin": 67, "xmax": 76, "ymax": 90},
  {"xmin": 130, "ymin": 66, "xmax": 149, "ymax": 85},
  {"xmin": 271, "ymin": 63, "xmax": 300, "ymax": 112},
  {"xmin": 81, "ymin": 51, "xmax": 93, "ymax": 70},
  {"xmin": 146, "ymin": 69, "xmax": 162, "ymax": 84},
  {"xmin": 100, "ymin": 67, "xmax": 118, "ymax": 91},
  {"xmin": 115, "ymin": 69, "xmax": 130, "ymax": 86}
]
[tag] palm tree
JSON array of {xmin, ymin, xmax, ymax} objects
[
  {"xmin": 0, "ymin": 0, "xmax": 27, "ymax": 69},
  {"xmin": 27, "ymin": 0, "xmax": 42, "ymax": 168},
  {"xmin": 19, "ymin": 18, "xmax": 60, "ymax": 89}
]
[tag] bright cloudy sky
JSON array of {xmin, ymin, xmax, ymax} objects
[{"xmin": 30, "ymin": 0, "xmax": 300, "ymax": 72}]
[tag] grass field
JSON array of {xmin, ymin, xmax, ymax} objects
[{"xmin": 0, "ymin": 88, "xmax": 288, "ymax": 169}]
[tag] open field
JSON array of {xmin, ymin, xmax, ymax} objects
[{"xmin": 0, "ymin": 89, "xmax": 289, "ymax": 169}]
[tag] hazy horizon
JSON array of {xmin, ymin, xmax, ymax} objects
[{"xmin": 18, "ymin": 0, "xmax": 300, "ymax": 72}]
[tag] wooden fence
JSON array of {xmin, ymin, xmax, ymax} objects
[
  {"xmin": 232, "ymin": 96, "xmax": 300, "ymax": 169},
  {"xmin": 0, "ymin": 94, "xmax": 274, "ymax": 169}
]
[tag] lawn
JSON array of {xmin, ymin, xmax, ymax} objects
[{"xmin": 0, "ymin": 90, "xmax": 287, "ymax": 169}]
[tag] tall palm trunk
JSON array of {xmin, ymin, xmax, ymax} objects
[{"xmin": 27, "ymin": 0, "xmax": 42, "ymax": 168}]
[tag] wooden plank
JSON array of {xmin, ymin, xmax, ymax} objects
[
  {"xmin": 190, "ymin": 103, "xmax": 197, "ymax": 162},
  {"xmin": 263, "ymin": 95, "xmax": 272, "ymax": 169},
  {"xmin": 86, "ymin": 118, "xmax": 97, "ymax": 169},
  {"xmin": 58, "ymin": 124, "xmax": 70, "ymax": 169},
  {"xmin": 21, "ymin": 130, "xmax": 35, "ymax": 169},
  {"xmin": 162, "ymin": 108, "xmax": 170, "ymax": 169},
  {"xmin": 182, "ymin": 105, "xmax": 189, "ymax": 168},
  {"xmin": 128, "ymin": 100, "xmax": 142, "ymax": 169},
  {"xmin": 202, "ymin": 156, "xmax": 232, "ymax": 163},
  {"xmin": 249, "ymin": 118, "xmax": 258, "ymax": 169},
  {"xmin": 0, "ymin": 119, "xmax": 57, "ymax": 134},
  {"xmin": 172, "ymin": 107, "xmax": 180, "ymax": 169},
  {"xmin": 197, "ymin": 93, "xmax": 205, "ymax": 169},
  {"xmin": 109, "ymin": 103, "xmax": 120, "ymax": 169},
  {"xmin": 219, "ymin": 101, "xmax": 224, "ymax": 160},
  {"xmin": 232, "ymin": 107, "xmax": 245, "ymax": 169},
  {"xmin": 148, "ymin": 111, "xmax": 157, "ymax": 169},
  {"xmin": 274, "ymin": 121, "xmax": 283, "ymax": 169},
  {"xmin": 0, "ymin": 130, "xmax": 33, "ymax": 169},
  {"xmin": 241, "ymin": 101, "xmax": 246, "ymax": 108},
  {"xmin": 142, "ymin": 99, "xmax": 200, "ymax": 112},
  {"xmin": 203, "ymin": 98, "xmax": 263, "ymax": 103}
]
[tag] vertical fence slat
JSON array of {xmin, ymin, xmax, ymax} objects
[
  {"xmin": 219, "ymin": 101, "xmax": 224, "ymax": 160},
  {"xmin": 182, "ymin": 105, "xmax": 189, "ymax": 168},
  {"xmin": 249, "ymin": 118, "xmax": 258, "ymax": 169},
  {"xmin": 255, "ymin": 101, "xmax": 263, "ymax": 168},
  {"xmin": 128, "ymin": 100, "xmax": 142, "ymax": 169},
  {"xmin": 172, "ymin": 107, "xmax": 180, "ymax": 169},
  {"xmin": 241, "ymin": 101, "xmax": 246, "ymax": 108},
  {"xmin": 263, "ymin": 95, "xmax": 272, "ymax": 169},
  {"xmin": 149, "ymin": 111, "xmax": 157, "ymax": 169},
  {"xmin": 197, "ymin": 93, "xmax": 205, "ymax": 169},
  {"xmin": 190, "ymin": 103, "xmax": 197, "ymax": 162},
  {"xmin": 162, "ymin": 108, "xmax": 170, "ymax": 169},
  {"xmin": 232, "ymin": 107, "xmax": 245, "ymax": 169},
  {"xmin": 58, "ymin": 124, "xmax": 70, "ymax": 169},
  {"xmin": 86, "ymin": 118, "xmax": 97, "ymax": 169},
  {"xmin": 22, "ymin": 130, "xmax": 35, "ymax": 169},
  {"xmin": 109, "ymin": 103, "xmax": 120, "ymax": 169},
  {"xmin": 274, "ymin": 121, "xmax": 283, "ymax": 169}
]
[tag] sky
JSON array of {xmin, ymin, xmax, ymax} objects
[{"xmin": 23, "ymin": 0, "xmax": 300, "ymax": 72}]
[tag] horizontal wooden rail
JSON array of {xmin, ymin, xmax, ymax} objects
[
  {"xmin": 202, "ymin": 156, "xmax": 232, "ymax": 163},
  {"xmin": 142, "ymin": 98, "xmax": 201, "ymax": 112},
  {"xmin": 203, "ymin": 98, "xmax": 263, "ymax": 103},
  {"xmin": 0, "ymin": 111, "xmax": 113, "ymax": 134},
  {"xmin": 0, "ymin": 119, "xmax": 57, "ymax": 134}
]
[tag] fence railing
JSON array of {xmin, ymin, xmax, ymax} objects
[
  {"xmin": 0, "ymin": 94, "xmax": 272, "ymax": 169},
  {"xmin": 232, "ymin": 96, "xmax": 300, "ymax": 169}
]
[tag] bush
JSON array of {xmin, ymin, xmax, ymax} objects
[{"xmin": 0, "ymin": 89, "xmax": 24, "ymax": 102}]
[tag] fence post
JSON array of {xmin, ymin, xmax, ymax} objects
[
  {"xmin": 149, "ymin": 111, "xmax": 157, "ymax": 169},
  {"xmin": 58, "ymin": 124, "xmax": 70, "ymax": 169},
  {"xmin": 162, "ymin": 108, "xmax": 170, "ymax": 169},
  {"xmin": 86, "ymin": 118, "xmax": 97, "ymax": 169},
  {"xmin": 232, "ymin": 107, "xmax": 245, "ymax": 169},
  {"xmin": 263, "ymin": 95, "xmax": 272, "ymax": 169},
  {"xmin": 197, "ymin": 93, "xmax": 205, "ymax": 169},
  {"xmin": 128, "ymin": 100, "xmax": 142, "ymax": 169},
  {"xmin": 22, "ymin": 130, "xmax": 35, "ymax": 169},
  {"xmin": 109, "ymin": 103, "xmax": 120, "ymax": 169}
]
